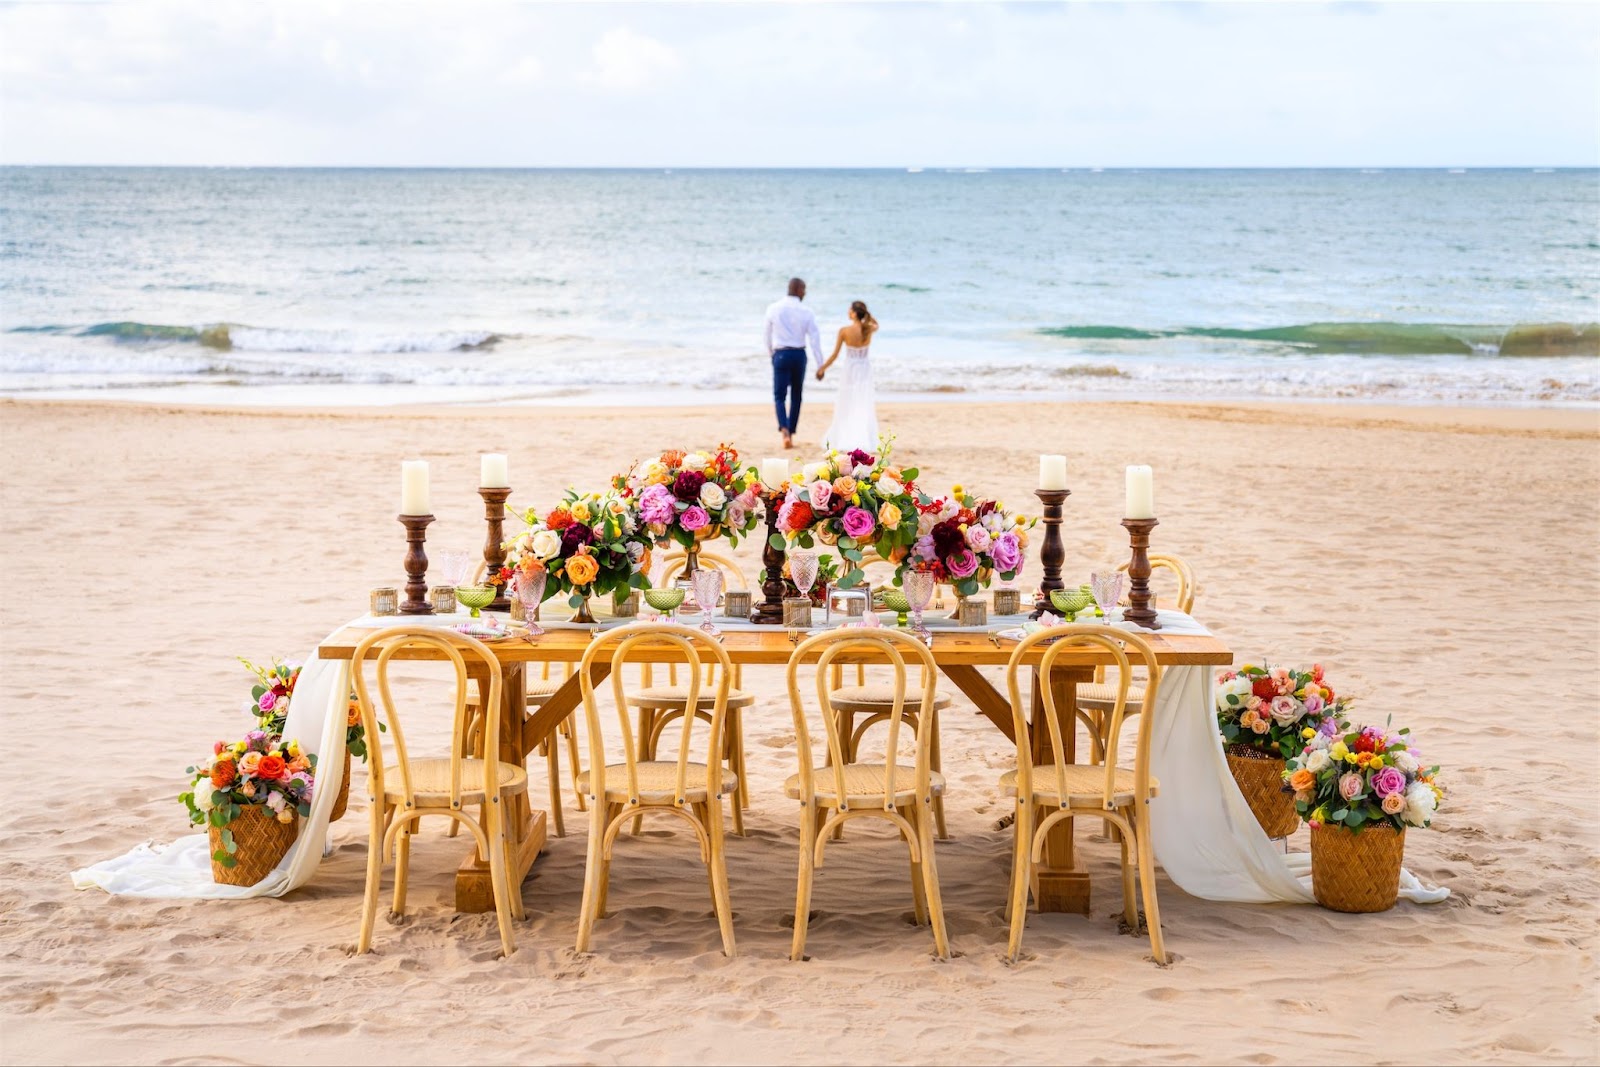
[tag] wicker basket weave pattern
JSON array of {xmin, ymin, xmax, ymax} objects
[
  {"xmin": 1225, "ymin": 746, "xmax": 1300, "ymax": 839},
  {"xmin": 1310, "ymin": 822, "xmax": 1405, "ymax": 913},
  {"xmin": 209, "ymin": 805, "xmax": 299, "ymax": 887},
  {"xmin": 330, "ymin": 748, "xmax": 352, "ymax": 823}
]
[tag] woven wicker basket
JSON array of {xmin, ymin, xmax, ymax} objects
[
  {"xmin": 329, "ymin": 748, "xmax": 352, "ymax": 823},
  {"xmin": 210, "ymin": 805, "xmax": 299, "ymax": 887},
  {"xmin": 1225, "ymin": 745, "xmax": 1300, "ymax": 839},
  {"xmin": 1310, "ymin": 822, "xmax": 1405, "ymax": 913}
]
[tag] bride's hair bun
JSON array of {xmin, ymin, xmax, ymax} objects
[{"xmin": 851, "ymin": 300, "xmax": 877, "ymax": 331}]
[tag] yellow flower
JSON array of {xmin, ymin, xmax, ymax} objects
[
  {"xmin": 1329, "ymin": 741, "xmax": 1348, "ymax": 760},
  {"xmin": 1301, "ymin": 727, "xmax": 1315, "ymax": 739},
  {"xmin": 1345, "ymin": 752, "xmax": 1360, "ymax": 764},
  {"xmin": 1013, "ymin": 514, "xmax": 1026, "ymax": 526},
  {"xmin": 572, "ymin": 501, "xmax": 593, "ymax": 523},
  {"xmin": 951, "ymin": 484, "xmax": 964, "ymax": 496},
  {"xmin": 1369, "ymin": 755, "xmax": 1384, "ymax": 768}
]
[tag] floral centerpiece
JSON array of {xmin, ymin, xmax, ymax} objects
[
  {"xmin": 900, "ymin": 484, "xmax": 1034, "ymax": 599},
  {"xmin": 1285, "ymin": 722, "xmax": 1443, "ymax": 912},
  {"xmin": 239, "ymin": 656, "xmax": 300, "ymax": 734},
  {"xmin": 181, "ymin": 730, "xmax": 317, "ymax": 886},
  {"xmin": 619, "ymin": 445, "xmax": 762, "ymax": 573},
  {"xmin": 502, "ymin": 488, "xmax": 650, "ymax": 621},
  {"xmin": 1214, "ymin": 662, "xmax": 1347, "ymax": 838},
  {"xmin": 775, "ymin": 445, "xmax": 920, "ymax": 588}
]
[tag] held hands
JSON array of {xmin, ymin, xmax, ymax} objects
[{"xmin": 815, "ymin": 367, "xmax": 825, "ymax": 381}]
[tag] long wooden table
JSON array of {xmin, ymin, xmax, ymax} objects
[{"xmin": 317, "ymin": 624, "xmax": 1232, "ymax": 915}]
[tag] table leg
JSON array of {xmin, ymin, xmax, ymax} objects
[
  {"xmin": 1031, "ymin": 665, "xmax": 1092, "ymax": 915},
  {"xmin": 457, "ymin": 662, "xmax": 548, "ymax": 913}
]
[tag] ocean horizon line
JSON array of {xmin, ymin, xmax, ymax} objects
[{"xmin": 3, "ymin": 163, "xmax": 1597, "ymax": 172}]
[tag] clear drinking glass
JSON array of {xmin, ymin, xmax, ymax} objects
[
  {"xmin": 514, "ymin": 569, "xmax": 546, "ymax": 640},
  {"xmin": 692, "ymin": 568, "xmax": 724, "ymax": 636},
  {"xmin": 789, "ymin": 548, "xmax": 819, "ymax": 600},
  {"xmin": 438, "ymin": 550, "xmax": 474, "ymax": 589},
  {"xmin": 1091, "ymin": 570, "xmax": 1127, "ymax": 621},
  {"xmin": 904, "ymin": 569, "xmax": 936, "ymax": 644}
]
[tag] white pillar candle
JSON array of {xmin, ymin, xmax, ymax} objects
[
  {"xmin": 400, "ymin": 460, "xmax": 431, "ymax": 515},
  {"xmin": 480, "ymin": 453, "xmax": 508, "ymax": 488},
  {"xmin": 1125, "ymin": 465, "xmax": 1155, "ymax": 519},
  {"xmin": 760, "ymin": 457, "xmax": 790, "ymax": 489},
  {"xmin": 1039, "ymin": 454, "xmax": 1068, "ymax": 491}
]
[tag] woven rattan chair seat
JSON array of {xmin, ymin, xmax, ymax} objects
[
  {"xmin": 624, "ymin": 685, "xmax": 756, "ymax": 711},
  {"xmin": 381, "ymin": 757, "xmax": 529, "ymax": 806},
  {"xmin": 577, "ymin": 760, "xmax": 737, "ymax": 803},
  {"xmin": 1074, "ymin": 681, "xmax": 1146, "ymax": 710},
  {"xmin": 785, "ymin": 764, "xmax": 946, "ymax": 804},
  {"xmin": 826, "ymin": 684, "xmax": 953, "ymax": 713},
  {"xmin": 999, "ymin": 764, "xmax": 1158, "ymax": 805}
]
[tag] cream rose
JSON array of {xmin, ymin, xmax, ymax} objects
[
  {"xmin": 1392, "ymin": 750, "xmax": 1419, "ymax": 774},
  {"xmin": 877, "ymin": 475, "xmax": 904, "ymax": 497},
  {"xmin": 1305, "ymin": 750, "xmax": 1331, "ymax": 774},
  {"xmin": 683, "ymin": 451, "xmax": 710, "ymax": 471},
  {"xmin": 1403, "ymin": 782, "xmax": 1437, "ymax": 827},
  {"xmin": 1269, "ymin": 695, "xmax": 1304, "ymax": 726},
  {"xmin": 699, "ymin": 482, "xmax": 727, "ymax": 509},
  {"xmin": 638, "ymin": 458, "xmax": 670, "ymax": 485},
  {"xmin": 193, "ymin": 780, "xmax": 216, "ymax": 811},
  {"xmin": 1215, "ymin": 675, "xmax": 1253, "ymax": 712},
  {"xmin": 531, "ymin": 529, "xmax": 562, "ymax": 560}
]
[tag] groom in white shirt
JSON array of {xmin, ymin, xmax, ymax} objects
[{"xmin": 764, "ymin": 277, "xmax": 822, "ymax": 449}]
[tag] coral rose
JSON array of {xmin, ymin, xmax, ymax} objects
[
  {"xmin": 833, "ymin": 476, "xmax": 857, "ymax": 498},
  {"xmin": 1381, "ymin": 792, "xmax": 1406, "ymax": 816},
  {"xmin": 255, "ymin": 754, "xmax": 288, "ymax": 781},
  {"xmin": 1288, "ymin": 768, "xmax": 1316, "ymax": 793},
  {"xmin": 564, "ymin": 551, "xmax": 599, "ymax": 586}
]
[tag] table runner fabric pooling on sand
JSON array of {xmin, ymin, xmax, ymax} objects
[{"xmin": 71, "ymin": 610, "xmax": 1446, "ymax": 905}]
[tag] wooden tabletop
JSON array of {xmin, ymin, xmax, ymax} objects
[{"xmin": 317, "ymin": 623, "xmax": 1234, "ymax": 668}]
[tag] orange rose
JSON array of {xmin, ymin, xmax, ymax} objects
[
  {"xmin": 255, "ymin": 754, "xmax": 288, "ymax": 781},
  {"xmin": 832, "ymin": 476, "xmax": 857, "ymax": 497},
  {"xmin": 210, "ymin": 759, "xmax": 237, "ymax": 789},
  {"xmin": 1288, "ymin": 768, "xmax": 1316, "ymax": 793},
  {"xmin": 346, "ymin": 699, "xmax": 361, "ymax": 727},
  {"xmin": 564, "ymin": 551, "xmax": 599, "ymax": 587}
]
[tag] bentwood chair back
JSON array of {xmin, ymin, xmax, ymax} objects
[
  {"xmin": 1116, "ymin": 552, "xmax": 1195, "ymax": 615},
  {"xmin": 1002, "ymin": 625, "xmax": 1165, "ymax": 964},
  {"xmin": 576, "ymin": 623, "xmax": 738, "ymax": 956},
  {"xmin": 351, "ymin": 626, "xmax": 528, "ymax": 957},
  {"xmin": 785, "ymin": 629, "xmax": 949, "ymax": 960}
]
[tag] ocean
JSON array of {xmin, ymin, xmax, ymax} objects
[{"xmin": 2, "ymin": 166, "xmax": 1596, "ymax": 407}]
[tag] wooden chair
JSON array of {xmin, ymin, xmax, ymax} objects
[
  {"xmin": 575, "ymin": 623, "xmax": 738, "ymax": 956},
  {"xmin": 629, "ymin": 550, "xmax": 754, "ymax": 834},
  {"xmin": 351, "ymin": 626, "xmax": 528, "ymax": 957},
  {"xmin": 786, "ymin": 629, "xmax": 950, "ymax": 961},
  {"xmin": 1000, "ymin": 625, "xmax": 1166, "ymax": 964},
  {"xmin": 1074, "ymin": 553, "xmax": 1196, "ymax": 757}
]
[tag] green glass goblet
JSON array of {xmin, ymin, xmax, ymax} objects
[
  {"xmin": 643, "ymin": 587, "xmax": 686, "ymax": 622},
  {"xmin": 1049, "ymin": 588, "xmax": 1094, "ymax": 622},
  {"xmin": 455, "ymin": 584, "xmax": 495, "ymax": 619}
]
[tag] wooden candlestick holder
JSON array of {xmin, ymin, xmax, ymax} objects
[
  {"xmin": 399, "ymin": 513, "xmax": 436, "ymax": 615},
  {"xmin": 1030, "ymin": 488, "xmax": 1071, "ymax": 619},
  {"xmin": 753, "ymin": 492, "xmax": 788, "ymax": 625},
  {"xmin": 479, "ymin": 486, "xmax": 512, "ymax": 612},
  {"xmin": 1121, "ymin": 516, "xmax": 1162, "ymax": 630}
]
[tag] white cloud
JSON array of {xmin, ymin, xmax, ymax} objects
[{"xmin": 584, "ymin": 27, "xmax": 679, "ymax": 92}]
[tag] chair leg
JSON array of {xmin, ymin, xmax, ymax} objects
[
  {"xmin": 731, "ymin": 708, "xmax": 750, "ymax": 811},
  {"xmin": 392, "ymin": 821, "xmax": 412, "ymax": 917},
  {"xmin": 629, "ymin": 707, "xmax": 655, "ymax": 836},
  {"xmin": 357, "ymin": 801, "xmax": 386, "ymax": 953},
  {"xmin": 1005, "ymin": 800, "xmax": 1033, "ymax": 962},
  {"xmin": 791, "ymin": 801, "xmax": 818, "ymax": 960},
  {"xmin": 831, "ymin": 710, "xmax": 854, "ymax": 842},
  {"xmin": 727, "ymin": 778, "xmax": 746, "ymax": 838},
  {"xmin": 597, "ymin": 801, "xmax": 621, "ymax": 918},
  {"xmin": 902, "ymin": 805, "xmax": 929, "ymax": 926},
  {"xmin": 705, "ymin": 793, "xmax": 737, "ymax": 957},
  {"xmin": 1133, "ymin": 804, "xmax": 1167, "ymax": 965},
  {"xmin": 914, "ymin": 802, "xmax": 950, "ymax": 960},
  {"xmin": 930, "ymin": 706, "xmax": 948, "ymax": 840},
  {"xmin": 546, "ymin": 738, "xmax": 565, "ymax": 839},
  {"xmin": 483, "ymin": 795, "xmax": 517, "ymax": 957},
  {"xmin": 575, "ymin": 798, "xmax": 609, "ymax": 953},
  {"xmin": 563, "ymin": 716, "xmax": 587, "ymax": 812},
  {"xmin": 1117, "ymin": 814, "xmax": 1139, "ymax": 932}
]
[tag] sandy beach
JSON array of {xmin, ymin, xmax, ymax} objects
[{"xmin": 1, "ymin": 396, "xmax": 1596, "ymax": 1065}]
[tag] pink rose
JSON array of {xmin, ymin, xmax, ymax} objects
[
  {"xmin": 840, "ymin": 506, "xmax": 876, "ymax": 540},
  {"xmin": 257, "ymin": 690, "xmax": 277, "ymax": 712},
  {"xmin": 1338, "ymin": 773, "xmax": 1363, "ymax": 801},
  {"xmin": 1303, "ymin": 692, "xmax": 1325, "ymax": 717},
  {"xmin": 989, "ymin": 531, "xmax": 1022, "ymax": 574},
  {"xmin": 638, "ymin": 484, "xmax": 676, "ymax": 525},
  {"xmin": 964, "ymin": 524, "xmax": 991, "ymax": 552},
  {"xmin": 808, "ymin": 480, "xmax": 832, "ymax": 509},
  {"xmin": 1370, "ymin": 766, "xmax": 1407, "ymax": 799},
  {"xmin": 946, "ymin": 547, "xmax": 979, "ymax": 579},
  {"xmin": 1268, "ymin": 694, "xmax": 1302, "ymax": 726},
  {"xmin": 725, "ymin": 501, "xmax": 747, "ymax": 530},
  {"xmin": 680, "ymin": 505, "xmax": 710, "ymax": 532}
]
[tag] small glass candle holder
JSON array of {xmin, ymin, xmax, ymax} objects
[
  {"xmin": 832, "ymin": 589, "xmax": 867, "ymax": 617},
  {"xmin": 958, "ymin": 598, "xmax": 988, "ymax": 628},
  {"xmin": 613, "ymin": 590, "xmax": 640, "ymax": 618},
  {"xmin": 509, "ymin": 598, "xmax": 526, "ymax": 622},
  {"xmin": 723, "ymin": 590, "xmax": 752, "ymax": 618},
  {"xmin": 783, "ymin": 597, "xmax": 813, "ymax": 629},
  {"xmin": 370, "ymin": 586, "xmax": 399, "ymax": 616},
  {"xmin": 993, "ymin": 588, "xmax": 1023, "ymax": 616},
  {"xmin": 429, "ymin": 585, "xmax": 458, "ymax": 614}
]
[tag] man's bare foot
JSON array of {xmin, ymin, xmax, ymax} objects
[{"xmin": 781, "ymin": 430, "xmax": 794, "ymax": 449}]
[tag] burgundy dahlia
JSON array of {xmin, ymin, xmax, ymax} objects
[
  {"xmin": 931, "ymin": 519, "xmax": 965, "ymax": 558},
  {"xmin": 672, "ymin": 470, "xmax": 706, "ymax": 502},
  {"xmin": 560, "ymin": 522, "xmax": 595, "ymax": 557}
]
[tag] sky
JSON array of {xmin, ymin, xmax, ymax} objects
[{"xmin": 1, "ymin": 1, "xmax": 1597, "ymax": 168}]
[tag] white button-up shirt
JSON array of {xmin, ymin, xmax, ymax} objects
[{"xmin": 764, "ymin": 295, "xmax": 822, "ymax": 364}]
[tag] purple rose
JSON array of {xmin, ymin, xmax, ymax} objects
[
  {"xmin": 990, "ymin": 531, "xmax": 1022, "ymax": 574},
  {"xmin": 725, "ymin": 501, "xmax": 747, "ymax": 530},
  {"xmin": 672, "ymin": 470, "xmax": 706, "ymax": 502},
  {"xmin": 257, "ymin": 690, "xmax": 277, "ymax": 712},
  {"xmin": 1370, "ymin": 766, "xmax": 1407, "ymax": 798},
  {"xmin": 840, "ymin": 506, "xmax": 876, "ymax": 539},
  {"xmin": 947, "ymin": 547, "xmax": 979, "ymax": 579},
  {"xmin": 638, "ymin": 484, "xmax": 675, "ymax": 525},
  {"xmin": 560, "ymin": 522, "xmax": 595, "ymax": 557},
  {"xmin": 1338, "ymin": 772, "xmax": 1363, "ymax": 801},
  {"xmin": 913, "ymin": 534, "xmax": 937, "ymax": 562},
  {"xmin": 680, "ymin": 505, "xmax": 710, "ymax": 532}
]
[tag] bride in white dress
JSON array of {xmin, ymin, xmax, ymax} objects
[{"xmin": 817, "ymin": 300, "xmax": 880, "ymax": 453}]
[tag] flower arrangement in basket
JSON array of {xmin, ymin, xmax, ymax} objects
[
  {"xmin": 775, "ymin": 445, "xmax": 920, "ymax": 589},
  {"xmin": 900, "ymin": 484, "xmax": 1034, "ymax": 598},
  {"xmin": 1214, "ymin": 663, "xmax": 1346, "ymax": 838},
  {"xmin": 239, "ymin": 656, "xmax": 300, "ymax": 734},
  {"xmin": 181, "ymin": 730, "xmax": 317, "ymax": 887},
  {"xmin": 503, "ymin": 488, "xmax": 650, "ymax": 621},
  {"xmin": 619, "ymin": 445, "xmax": 762, "ymax": 555},
  {"xmin": 1285, "ymin": 722, "xmax": 1442, "ymax": 912}
]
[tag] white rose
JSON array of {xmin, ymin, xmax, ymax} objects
[
  {"xmin": 531, "ymin": 529, "xmax": 562, "ymax": 560},
  {"xmin": 627, "ymin": 541, "xmax": 646, "ymax": 564},
  {"xmin": 1403, "ymin": 782, "xmax": 1437, "ymax": 827},
  {"xmin": 1269, "ymin": 695, "xmax": 1304, "ymax": 726},
  {"xmin": 1307, "ymin": 731, "xmax": 1332, "ymax": 752},
  {"xmin": 683, "ymin": 451, "xmax": 709, "ymax": 471},
  {"xmin": 877, "ymin": 475, "xmax": 903, "ymax": 497},
  {"xmin": 917, "ymin": 512, "xmax": 938, "ymax": 536},
  {"xmin": 852, "ymin": 463, "xmax": 872, "ymax": 479},
  {"xmin": 1215, "ymin": 675, "xmax": 1253, "ymax": 712},
  {"xmin": 802, "ymin": 462, "xmax": 825, "ymax": 483},
  {"xmin": 1305, "ymin": 750, "xmax": 1331, "ymax": 774},
  {"xmin": 699, "ymin": 482, "xmax": 726, "ymax": 508},
  {"xmin": 1392, "ymin": 750, "xmax": 1419, "ymax": 774},
  {"xmin": 193, "ymin": 780, "xmax": 216, "ymax": 812},
  {"xmin": 639, "ymin": 458, "xmax": 668, "ymax": 484}
]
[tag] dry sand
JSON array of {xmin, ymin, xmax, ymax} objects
[{"xmin": 1, "ymin": 397, "xmax": 1596, "ymax": 1065}]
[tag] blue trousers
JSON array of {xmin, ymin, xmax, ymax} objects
[{"xmin": 772, "ymin": 347, "xmax": 806, "ymax": 433}]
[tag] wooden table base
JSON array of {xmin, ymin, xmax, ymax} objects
[{"xmin": 457, "ymin": 809, "xmax": 547, "ymax": 913}]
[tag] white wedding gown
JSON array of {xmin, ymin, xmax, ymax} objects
[{"xmin": 821, "ymin": 343, "xmax": 879, "ymax": 453}]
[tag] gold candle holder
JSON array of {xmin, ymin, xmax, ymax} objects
[{"xmin": 370, "ymin": 587, "xmax": 399, "ymax": 616}]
